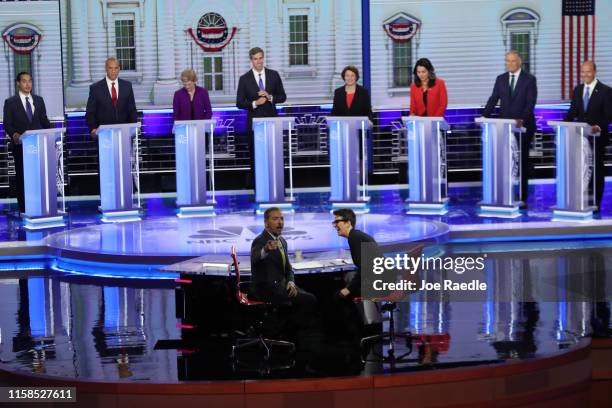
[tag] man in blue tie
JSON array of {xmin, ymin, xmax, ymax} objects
[
  {"xmin": 236, "ymin": 47, "xmax": 287, "ymax": 188},
  {"xmin": 564, "ymin": 60, "xmax": 612, "ymax": 209},
  {"xmin": 2, "ymin": 72, "xmax": 51, "ymax": 213},
  {"xmin": 482, "ymin": 51, "xmax": 538, "ymax": 208}
]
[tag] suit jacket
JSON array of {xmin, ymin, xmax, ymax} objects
[
  {"xmin": 482, "ymin": 71, "xmax": 538, "ymax": 132},
  {"xmin": 330, "ymin": 84, "xmax": 373, "ymax": 120},
  {"xmin": 3, "ymin": 94, "xmax": 51, "ymax": 145},
  {"xmin": 564, "ymin": 81, "xmax": 612, "ymax": 142},
  {"xmin": 172, "ymin": 86, "xmax": 213, "ymax": 120},
  {"xmin": 85, "ymin": 78, "xmax": 137, "ymax": 131},
  {"xmin": 236, "ymin": 68, "xmax": 286, "ymax": 131},
  {"xmin": 409, "ymin": 78, "xmax": 448, "ymax": 117},
  {"xmin": 250, "ymin": 230, "xmax": 294, "ymax": 300},
  {"xmin": 346, "ymin": 228, "xmax": 381, "ymax": 296}
]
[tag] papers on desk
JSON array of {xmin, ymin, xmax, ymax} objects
[
  {"xmin": 292, "ymin": 259, "xmax": 354, "ymax": 270},
  {"xmin": 291, "ymin": 260, "xmax": 325, "ymax": 270}
]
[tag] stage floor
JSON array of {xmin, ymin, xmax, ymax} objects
[{"xmin": 0, "ymin": 183, "xmax": 611, "ymax": 384}]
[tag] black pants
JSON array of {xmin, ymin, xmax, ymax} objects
[
  {"xmin": 330, "ymin": 293, "xmax": 364, "ymax": 342},
  {"xmin": 10, "ymin": 144, "xmax": 25, "ymax": 213}
]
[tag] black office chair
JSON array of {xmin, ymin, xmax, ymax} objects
[
  {"xmin": 229, "ymin": 246, "xmax": 295, "ymax": 360},
  {"xmin": 357, "ymin": 244, "xmax": 424, "ymax": 365}
]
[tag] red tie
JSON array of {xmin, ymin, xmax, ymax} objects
[{"xmin": 111, "ymin": 82, "xmax": 118, "ymax": 106}]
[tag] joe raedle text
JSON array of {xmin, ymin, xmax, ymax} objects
[{"xmin": 372, "ymin": 279, "xmax": 487, "ymax": 292}]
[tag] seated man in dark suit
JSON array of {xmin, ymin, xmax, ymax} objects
[
  {"xmin": 250, "ymin": 207, "xmax": 317, "ymax": 339},
  {"xmin": 482, "ymin": 50, "xmax": 538, "ymax": 207},
  {"xmin": 236, "ymin": 47, "xmax": 286, "ymax": 188},
  {"xmin": 564, "ymin": 60, "xmax": 612, "ymax": 209},
  {"xmin": 3, "ymin": 71, "xmax": 51, "ymax": 213}
]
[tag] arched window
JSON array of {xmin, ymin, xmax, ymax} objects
[{"xmin": 501, "ymin": 8, "xmax": 540, "ymax": 73}]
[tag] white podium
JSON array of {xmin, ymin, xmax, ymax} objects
[
  {"xmin": 402, "ymin": 116, "xmax": 449, "ymax": 215},
  {"xmin": 253, "ymin": 117, "xmax": 295, "ymax": 213},
  {"xmin": 21, "ymin": 128, "xmax": 66, "ymax": 229},
  {"xmin": 173, "ymin": 119, "xmax": 216, "ymax": 217},
  {"xmin": 326, "ymin": 116, "xmax": 370, "ymax": 213},
  {"xmin": 475, "ymin": 117, "xmax": 525, "ymax": 218},
  {"xmin": 97, "ymin": 123, "xmax": 141, "ymax": 222},
  {"xmin": 548, "ymin": 121, "xmax": 598, "ymax": 219}
]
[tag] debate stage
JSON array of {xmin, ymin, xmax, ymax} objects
[{"xmin": 0, "ymin": 184, "xmax": 611, "ymax": 407}]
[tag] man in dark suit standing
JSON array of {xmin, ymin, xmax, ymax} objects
[
  {"xmin": 85, "ymin": 57, "xmax": 137, "ymax": 136},
  {"xmin": 250, "ymin": 207, "xmax": 316, "ymax": 337},
  {"xmin": 3, "ymin": 72, "xmax": 51, "ymax": 213},
  {"xmin": 564, "ymin": 60, "xmax": 612, "ymax": 209},
  {"xmin": 482, "ymin": 50, "xmax": 538, "ymax": 206},
  {"xmin": 236, "ymin": 48, "xmax": 287, "ymax": 188}
]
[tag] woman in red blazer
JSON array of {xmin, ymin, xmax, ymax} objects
[{"xmin": 409, "ymin": 58, "xmax": 448, "ymax": 117}]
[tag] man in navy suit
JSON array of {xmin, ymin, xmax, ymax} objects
[
  {"xmin": 85, "ymin": 57, "xmax": 137, "ymax": 136},
  {"xmin": 3, "ymin": 72, "xmax": 51, "ymax": 213},
  {"xmin": 236, "ymin": 47, "xmax": 287, "ymax": 188},
  {"xmin": 564, "ymin": 61, "xmax": 612, "ymax": 209},
  {"xmin": 85, "ymin": 57, "xmax": 137, "ymax": 193},
  {"xmin": 482, "ymin": 50, "xmax": 538, "ymax": 206}
]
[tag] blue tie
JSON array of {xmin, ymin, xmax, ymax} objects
[
  {"xmin": 583, "ymin": 86, "xmax": 590, "ymax": 112},
  {"xmin": 25, "ymin": 96, "xmax": 33, "ymax": 123},
  {"xmin": 258, "ymin": 74, "xmax": 264, "ymax": 91}
]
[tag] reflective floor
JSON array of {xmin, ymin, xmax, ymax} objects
[{"xmin": 0, "ymin": 239, "xmax": 610, "ymax": 381}]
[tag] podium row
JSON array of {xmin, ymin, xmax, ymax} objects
[{"xmin": 18, "ymin": 117, "xmax": 599, "ymax": 228}]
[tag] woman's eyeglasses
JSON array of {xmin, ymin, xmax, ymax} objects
[{"xmin": 331, "ymin": 219, "xmax": 348, "ymax": 226}]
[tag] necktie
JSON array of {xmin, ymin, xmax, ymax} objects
[
  {"xmin": 258, "ymin": 74, "xmax": 265, "ymax": 91},
  {"xmin": 583, "ymin": 86, "xmax": 590, "ymax": 112},
  {"xmin": 277, "ymin": 238, "xmax": 286, "ymax": 269},
  {"xmin": 111, "ymin": 82, "xmax": 118, "ymax": 106},
  {"xmin": 509, "ymin": 74, "xmax": 515, "ymax": 96},
  {"xmin": 25, "ymin": 96, "xmax": 33, "ymax": 123}
]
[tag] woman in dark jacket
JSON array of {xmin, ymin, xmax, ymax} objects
[
  {"xmin": 331, "ymin": 65, "xmax": 373, "ymax": 121},
  {"xmin": 172, "ymin": 69, "xmax": 213, "ymax": 120}
]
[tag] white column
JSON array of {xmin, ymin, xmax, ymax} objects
[
  {"xmin": 155, "ymin": 0, "xmax": 176, "ymax": 82},
  {"xmin": 69, "ymin": 0, "xmax": 91, "ymax": 84}
]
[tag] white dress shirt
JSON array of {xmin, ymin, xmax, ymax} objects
[
  {"xmin": 19, "ymin": 91, "xmax": 35, "ymax": 114},
  {"xmin": 508, "ymin": 69, "xmax": 521, "ymax": 89},
  {"xmin": 251, "ymin": 68, "xmax": 272, "ymax": 109},
  {"xmin": 583, "ymin": 78, "xmax": 598, "ymax": 98},
  {"xmin": 105, "ymin": 76, "xmax": 119, "ymax": 99}
]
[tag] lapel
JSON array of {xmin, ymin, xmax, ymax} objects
[
  {"xmin": 511, "ymin": 71, "xmax": 524, "ymax": 100},
  {"xmin": 250, "ymin": 69, "xmax": 261, "ymax": 93},
  {"xmin": 100, "ymin": 79, "xmax": 114, "ymax": 107},
  {"xmin": 15, "ymin": 95, "xmax": 30, "ymax": 122},
  {"xmin": 586, "ymin": 81, "xmax": 602, "ymax": 113}
]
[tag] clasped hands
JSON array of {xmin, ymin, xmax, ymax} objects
[{"xmin": 255, "ymin": 90, "xmax": 271, "ymax": 106}]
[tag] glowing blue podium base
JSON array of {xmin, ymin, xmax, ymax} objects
[
  {"xmin": 100, "ymin": 209, "xmax": 142, "ymax": 223},
  {"xmin": 256, "ymin": 202, "xmax": 295, "ymax": 215},
  {"xmin": 330, "ymin": 201, "xmax": 369, "ymax": 214},
  {"xmin": 551, "ymin": 208, "xmax": 593, "ymax": 221},
  {"xmin": 23, "ymin": 214, "xmax": 66, "ymax": 230},
  {"xmin": 177, "ymin": 205, "xmax": 216, "ymax": 218},
  {"xmin": 406, "ymin": 201, "xmax": 449, "ymax": 215},
  {"xmin": 478, "ymin": 205, "xmax": 521, "ymax": 219}
]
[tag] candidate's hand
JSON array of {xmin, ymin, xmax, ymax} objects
[
  {"xmin": 592, "ymin": 125, "xmax": 602, "ymax": 134},
  {"xmin": 12, "ymin": 133, "xmax": 21, "ymax": 144},
  {"xmin": 255, "ymin": 96, "xmax": 268, "ymax": 106},
  {"xmin": 287, "ymin": 281, "xmax": 298, "ymax": 298},
  {"xmin": 339, "ymin": 288, "xmax": 350, "ymax": 298},
  {"xmin": 516, "ymin": 119, "xmax": 524, "ymax": 128},
  {"xmin": 258, "ymin": 90, "xmax": 270, "ymax": 99},
  {"xmin": 91, "ymin": 128, "xmax": 98, "ymax": 139},
  {"xmin": 264, "ymin": 240, "xmax": 279, "ymax": 252}
]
